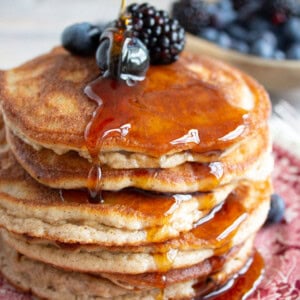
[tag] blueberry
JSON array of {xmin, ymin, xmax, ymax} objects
[
  {"xmin": 265, "ymin": 194, "xmax": 285, "ymax": 225},
  {"xmin": 286, "ymin": 43, "xmax": 300, "ymax": 59},
  {"xmin": 275, "ymin": 27, "xmax": 288, "ymax": 49},
  {"xmin": 211, "ymin": 7, "xmax": 237, "ymax": 29},
  {"xmin": 62, "ymin": 22, "xmax": 101, "ymax": 56},
  {"xmin": 247, "ymin": 16, "xmax": 271, "ymax": 32},
  {"xmin": 236, "ymin": 3, "xmax": 263, "ymax": 21},
  {"xmin": 284, "ymin": 17, "xmax": 300, "ymax": 42},
  {"xmin": 120, "ymin": 37, "xmax": 150, "ymax": 81},
  {"xmin": 96, "ymin": 38, "xmax": 110, "ymax": 72},
  {"xmin": 96, "ymin": 29, "xmax": 149, "ymax": 81},
  {"xmin": 227, "ymin": 24, "xmax": 248, "ymax": 40},
  {"xmin": 199, "ymin": 27, "xmax": 219, "ymax": 42},
  {"xmin": 217, "ymin": 32, "xmax": 232, "ymax": 48},
  {"xmin": 251, "ymin": 38, "xmax": 274, "ymax": 58},
  {"xmin": 273, "ymin": 49, "xmax": 286, "ymax": 60},
  {"xmin": 217, "ymin": 0, "xmax": 233, "ymax": 11},
  {"xmin": 260, "ymin": 31, "xmax": 278, "ymax": 48},
  {"xmin": 246, "ymin": 30, "xmax": 262, "ymax": 43},
  {"xmin": 231, "ymin": 39, "xmax": 250, "ymax": 53}
]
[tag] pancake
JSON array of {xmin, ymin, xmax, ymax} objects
[
  {"xmin": 0, "ymin": 147, "xmax": 238, "ymax": 246},
  {"xmin": 7, "ymin": 127, "xmax": 273, "ymax": 192},
  {"xmin": 0, "ymin": 179, "xmax": 271, "ymax": 274},
  {"xmin": 0, "ymin": 47, "xmax": 270, "ymax": 163},
  {"xmin": 0, "ymin": 233, "xmax": 256, "ymax": 300},
  {"xmin": 0, "ymin": 41, "xmax": 272, "ymax": 300},
  {"xmin": 0, "ymin": 109, "xmax": 271, "ymax": 247},
  {"xmin": 0, "ymin": 133, "xmax": 271, "ymax": 248}
]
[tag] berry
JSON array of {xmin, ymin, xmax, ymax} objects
[
  {"xmin": 199, "ymin": 27, "xmax": 219, "ymax": 42},
  {"xmin": 121, "ymin": 37, "xmax": 150, "ymax": 80},
  {"xmin": 211, "ymin": 5, "xmax": 237, "ymax": 29},
  {"xmin": 172, "ymin": 0, "xmax": 213, "ymax": 34},
  {"xmin": 247, "ymin": 16, "xmax": 272, "ymax": 32},
  {"xmin": 283, "ymin": 17, "xmax": 300, "ymax": 42},
  {"xmin": 251, "ymin": 38, "xmax": 275, "ymax": 58},
  {"xmin": 265, "ymin": 194, "xmax": 285, "ymax": 225},
  {"xmin": 62, "ymin": 22, "xmax": 102, "ymax": 56},
  {"xmin": 232, "ymin": 1, "xmax": 262, "ymax": 21},
  {"xmin": 96, "ymin": 27, "xmax": 149, "ymax": 81},
  {"xmin": 286, "ymin": 43, "xmax": 300, "ymax": 59},
  {"xmin": 218, "ymin": 0, "xmax": 233, "ymax": 11},
  {"xmin": 263, "ymin": 0, "xmax": 298, "ymax": 24},
  {"xmin": 227, "ymin": 24, "xmax": 248, "ymax": 40},
  {"xmin": 96, "ymin": 38, "xmax": 110, "ymax": 72},
  {"xmin": 273, "ymin": 49, "xmax": 286, "ymax": 59},
  {"xmin": 232, "ymin": 0, "xmax": 252, "ymax": 10},
  {"xmin": 216, "ymin": 32, "xmax": 232, "ymax": 48},
  {"xmin": 231, "ymin": 40, "xmax": 249, "ymax": 53},
  {"xmin": 127, "ymin": 3, "xmax": 185, "ymax": 64},
  {"xmin": 260, "ymin": 31, "xmax": 278, "ymax": 48}
]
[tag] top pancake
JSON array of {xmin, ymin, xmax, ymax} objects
[{"xmin": 0, "ymin": 47, "xmax": 270, "ymax": 161}]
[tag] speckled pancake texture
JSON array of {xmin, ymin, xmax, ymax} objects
[
  {"xmin": 0, "ymin": 48, "xmax": 270, "ymax": 159},
  {"xmin": 0, "ymin": 47, "xmax": 272, "ymax": 300}
]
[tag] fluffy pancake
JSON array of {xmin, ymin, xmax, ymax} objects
[
  {"xmin": 0, "ymin": 47, "xmax": 270, "ymax": 161},
  {"xmin": 0, "ymin": 113, "xmax": 271, "ymax": 247},
  {"xmin": 0, "ymin": 179, "xmax": 270, "ymax": 274},
  {"xmin": 0, "ymin": 147, "xmax": 237, "ymax": 246},
  {"xmin": 0, "ymin": 234, "xmax": 255, "ymax": 300},
  {"xmin": 0, "ymin": 43, "xmax": 272, "ymax": 300},
  {"xmin": 7, "ymin": 127, "xmax": 272, "ymax": 191}
]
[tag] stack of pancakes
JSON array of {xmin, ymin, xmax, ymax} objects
[{"xmin": 0, "ymin": 47, "xmax": 272, "ymax": 299}]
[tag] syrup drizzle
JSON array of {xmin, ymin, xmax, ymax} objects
[
  {"xmin": 120, "ymin": 0, "xmax": 126, "ymax": 15},
  {"xmin": 184, "ymin": 191, "xmax": 248, "ymax": 253},
  {"xmin": 84, "ymin": 78, "xmax": 140, "ymax": 198},
  {"xmin": 200, "ymin": 250, "xmax": 264, "ymax": 300},
  {"xmin": 84, "ymin": 62, "xmax": 248, "ymax": 157},
  {"xmin": 82, "ymin": 4, "xmax": 262, "ymax": 297},
  {"xmin": 84, "ymin": 71, "xmax": 248, "ymax": 198}
]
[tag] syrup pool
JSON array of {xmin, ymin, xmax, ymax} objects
[{"xmin": 83, "ymin": 59, "xmax": 248, "ymax": 196}]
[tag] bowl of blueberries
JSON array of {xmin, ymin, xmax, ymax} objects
[{"xmin": 172, "ymin": 0, "xmax": 300, "ymax": 92}]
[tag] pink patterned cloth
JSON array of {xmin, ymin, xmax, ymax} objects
[
  {"xmin": 0, "ymin": 145, "xmax": 299, "ymax": 300},
  {"xmin": 248, "ymin": 145, "xmax": 300, "ymax": 300}
]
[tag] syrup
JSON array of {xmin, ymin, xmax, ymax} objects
[
  {"xmin": 84, "ymin": 59, "xmax": 248, "ymax": 198},
  {"xmin": 81, "ymin": 5, "xmax": 263, "ymax": 298},
  {"xmin": 151, "ymin": 185, "xmax": 252, "ymax": 254},
  {"xmin": 84, "ymin": 64, "xmax": 248, "ymax": 158},
  {"xmin": 144, "ymin": 184, "xmax": 256, "ymax": 290},
  {"xmin": 120, "ymin": 0, "xmax": 126, "ymax": 15},
  {"xmin": 59, "ymin": 187, "xmax": 220, "ymax": 231},
  {"xmin": 198, "ymin": 250, "xmax": 264, "ymax": 300}
]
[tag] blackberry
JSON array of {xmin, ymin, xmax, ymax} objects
[
  {"xmin": 127, "ymin": 3, "xmax": 185, "ymax": 64},
  {"xmin": 172, "ymin": 0, "xmax": 212, "ymax": 34},
  {"xmin": 263, "ymin": 0, "xmax": 298, "ymax": 24}
]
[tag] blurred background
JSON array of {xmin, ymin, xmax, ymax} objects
[
  {"xmin": 0, "ymin": 0, "xmax": 300, "ymax": 119},
  {"xmin": 0, "ymin": 0, "xmax": 171, "ymax": 69}
]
